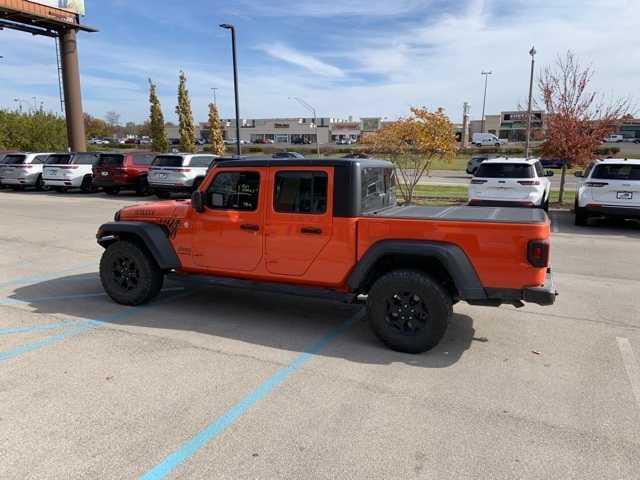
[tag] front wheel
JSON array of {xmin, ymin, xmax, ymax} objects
[
  {"xmin": 100, "ymin": 240, "xmax": 164, "ymax": 305},
  {"xmin": 81, "ymin": 175, "xmax": 97, "ymax": 193},
  {"xmin": 367, "ymin": 270, "xmax": 452, "ymax": 354}
]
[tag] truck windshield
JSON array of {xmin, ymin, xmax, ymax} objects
[
  {"xmin": 592, "ymin": 164, "xmax": 640, "ymax": 180},
  {"xmin": 45, "ymin": 154, "xmax": 72, "ymax": 165},
  {"xmin": 153, "ymin": 156, "xmax": 184, "ymax": 167},
  {"xmin": 476, "ymin": 163, "xmax": 534, "ymax": 178},
  {"xmin": 3, "ymin": 154, "xmax": 27, "ymax": 165}
]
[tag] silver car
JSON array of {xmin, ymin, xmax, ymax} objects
[
  {"xmin": 148, "ymin": 154, "xmax": 218, "ymax": 198},
  {"xmin": 0, "ymin": 153, "xmax": 53, "ymax": 190}
]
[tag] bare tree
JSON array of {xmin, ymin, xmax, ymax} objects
[{"xmin": 538, "ymin": 51, "xmax": 633, "ymax": 202}]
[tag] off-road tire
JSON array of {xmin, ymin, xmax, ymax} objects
[
  {"xmin": 104, "ymin": 187, "xmax": 120, "ymax": 196},
  {"xmin": 100, "ymin": 240, "xmax": 164, "ymax": 306},
  {"xmin": 80, "ymin": 175, "xmax": 97, "ymax": 193},
  {"xmin": 367, "ymin": 270, "xmax": 452, "ymax": 354}
]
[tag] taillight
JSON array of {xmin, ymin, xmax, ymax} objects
[
  {"xmin": 471, "ymin": 179, "xmax": 487, "ymax": 184},
  {"xmin": 174, "ymin": 168, "xmax": 191, "ymax": 172},
  {"xmin": 518, "ymin": 180, "xmax": 540, "ymax": 185},
  {"xmin": 527, "ymin": 240, "xmax": 549, "ymax": 268},
  {"xmin": 585, "ymin": 182, "xmax": 608, "ymax": 187}
]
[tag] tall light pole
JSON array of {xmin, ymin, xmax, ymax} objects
[
  {"xmin": 220, "ymin": 23, "xmax": 241, "ymax": 157},
  {"xmin": 289, "ymin": 96, "xmax": 321, "ymax": 158},
  {"xmin": 525, "ymin": 46, "xmax": 537, "ymax": 158},
  {"xmin": 481, "ymin": 70, "xmax": 492, "ymax": 133},
  {"xmin": 210, "ymin": 87, "xmax": 218, "ymax": 106}
]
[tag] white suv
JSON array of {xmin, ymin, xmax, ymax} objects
[
  {"xmin": 43, "ymin": 152, "xmax": 101, "ymax": 193},
  {"xmin": 468, "ymin": 158, "xmax": 553, "ymax": 210},
  {"xmin": 148, "ymin": 153, "xmax": 218, "ymax": 198},
  {"xmin": 574, "ymin": 159, "xmax": 640, "ymax": 226},
  {"xmin": 0, "ymin": 153, "xmax": 52, "ymax": 190}
]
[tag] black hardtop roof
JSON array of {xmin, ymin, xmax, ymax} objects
[{"xmin": 215, "ymin": 157, "xmax": 394, "ymax": 169}]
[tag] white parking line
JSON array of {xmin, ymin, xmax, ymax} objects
[{"xmin": 616, "ymin": 337, "xmax": 640, "ymax": 408}]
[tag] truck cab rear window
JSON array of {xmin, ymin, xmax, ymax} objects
[
  {"xmin": 207, "ymin": 171, "xmax": 260, "ymax": 211},
  {"xmin": 476, "ymin": 163, "xmax": 534, "ymax": 178},
  {"xmin": 153, "ymin": 156, "xmax": 184, "ymax": 167},
  {"xmin": 274, "ymin": 171, "xmax": 328, "ymax": 214}
]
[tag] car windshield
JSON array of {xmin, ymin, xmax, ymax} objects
[
  {"xmin": 45, "ymin": 154, "xmax": 72, "ymax": 165},
  {"xmin": 591, "ymin": 164, "xmax": 640, "ymax": 180},
  {"xmin": 189, "ymin": 156, "xmax": 215, "ymax": 168},
  {"xmin": 475, "ymin": 163, "xmax": 534, "ymax": 178},
  {"xmin": 3, "ymin": 154, "xmax": 27, "ymax": 165},
  {"xmin": 98, "ymin": 154, "xmax": 124, "ymax": 167},
  {"xmin": 153, "ymin": 156, "xmax": 184, "ymax": 167}
]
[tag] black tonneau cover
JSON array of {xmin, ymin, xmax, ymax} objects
[{"xmin": 369, "ymin": 205, "xmax": 548, "ymax": 224}]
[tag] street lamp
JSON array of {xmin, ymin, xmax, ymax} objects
[
  {"xmin": 481, "ymin": 70, "xmax": 492, "ymax": 133},
  {"xmin": 525, "ymin": 46, "xmax": 537, "ymax": 158},
  {"xmin": 210, "ymin": 87, "xmax": 218, "ymax": 106},
  {"xmin": 219, "ymin": 23, "xmax": 241, "ymax": 157},
  {"xmin": 289, "ymin": 96, "xmax": 321, "ymax": 158},
  {"xmin": 13, "ymin": 98, "xmax": 29, "ymax": 113}
]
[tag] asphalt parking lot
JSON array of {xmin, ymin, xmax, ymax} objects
[{"xmin": 1, "ymin": 190, "xmax": 640, "ymax": 480}]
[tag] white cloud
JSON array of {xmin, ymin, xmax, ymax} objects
[
  {"xmin": 229, "ymin": 0, "xmax": 433, "ymax": 17},
  {"xmin": 257, "ymin": 43, "xmax": 345, "ymax": 78}
]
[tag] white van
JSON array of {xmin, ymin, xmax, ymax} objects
[
  {"xmin": 0, "ymin": 153, "xmax": 53, "ymax": 190},
  {"xmin": 472, "ymin": 133, "xmax": 507, "ymax": 147},
  {"xmin": 42, "ymin": 152, "xmax": 101, "ymax": 193}
]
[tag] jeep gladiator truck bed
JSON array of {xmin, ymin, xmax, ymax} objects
[{"xmin": 97, "ymin": 158, "xmax": 557, "ymax": 353}]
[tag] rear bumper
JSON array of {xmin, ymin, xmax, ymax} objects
[
  {"xmin": 93, "ymin": 177, "xmax": 136, "ymax": 188},
  {"xmin": 471, "ymin": 269, "xmax": 558, "ymax": 307},
  {"xmin": 1, "ymin": 176, "xmax": 37, "ymax": 186},
  {"xmin": 584, "ymin": 204, "xmax": 640, "ymax": 219},
  {"xmin": 43, "ymin": 177, "xmax": 82, "ymax": 187}
]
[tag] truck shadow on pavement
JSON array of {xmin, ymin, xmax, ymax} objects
[
  {"xmin": 550, "ymin": 210, "xmax": 640, "ymax": 238},
  {"xmin": 10, "ymin": 273, "xmax": 475, "ymax": 368}
]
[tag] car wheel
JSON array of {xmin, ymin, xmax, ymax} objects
[
  {"xmin": 367, "ymin": 270, "xmax": 452, "ymax": 354},
  {"xmin": 543, "ymin": 197, "xmax": 550, "ymax": 212},
  {"xmin": 135, "ymin": 177, "xmax": 150, "ymax": 196},
  {"xmin": 99, "ymin": 240, "xmax": 164, "ymax": 306},
  {"xmin": 35, "ymin": 174, "xmax": 50, "ymax": 191},
  {"xmin": 574, "ymin": 200, "xmax": 588, "ymax": 226},
  {"xmin": 104, "ymin": 187, "xmax": 120, "ymax": 196},
  {"xmin": 81, "ymin": 175, "xmax": 97, "ymax": 193}
]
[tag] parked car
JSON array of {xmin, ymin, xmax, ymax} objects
[
  {"xmin": 342, "ymin": 153, "xmax": 370, "ymax": 159},
  {"xmin": 574, "ymin": 159, "xmax": 640, "ymax": 225},
  {"xmin": 466, "ymin": 155, "xmax": 492, "ymax": 175},
  {"xmin": 0, "ymin": 153, "xmax": 14, "ymax": 189},
  {"xmin": 42, "ymin": 152, "xmax": 101, "ymax": 193},
  {"xmin": 148, "ymin": 153, "xmax": 218, "ymax": 198},
  {"xmin": 0, "ymin": 153, "xmax": 53, "ymax": 190},
  {"xmin": 468, "ymin": 158, "xmax": 553, "ymax": 210},
  {"xmin": 603, "ymin": 134, "xmax": 624, "ymax": 143},
  {"xmin": 540, "ymin": 158, "xmax": 570, "ymax": 169},
  {"xmin": 336, "ymin": 138, "xmax": 354, "ymax": 145},
  {"xmin": 272, "ymin": 152, "xmax": 305, "ymax": 159},
  {"xmin": 92, "ymin": 152, "xmax": 158, "ymax": 196},
  {"xmin": 96, "ymin": 157, "xmax": 557, "ymax": 354},
  {"xmin": 472, "ymin": 133, "xmax": 507, "ymax": 147},
  {"xmin": 291, "ymin": 137, "xmax": 312, "ymax": 145},
  {"xmin": 223, "ymin": 139, "xmax": 248, "ymax": 145}
]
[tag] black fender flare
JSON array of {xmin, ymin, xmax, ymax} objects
[
  {"xmin": 97, "ymin": 221, "xmax": 181, "ymax": 270},
  {"xmin": 347, "ymin": 240, "xmax": 487, "ymax": 300}
]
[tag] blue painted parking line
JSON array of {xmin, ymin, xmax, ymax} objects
[
  {"xmin": 0, "ymin": 262, "xmax": 95, "ymax": 289},
  {"xmin": 0, "ymin": 290, "xmax": 191, "ymax": 364},
  {"xmin": 0, "ymin": 319, "xmax": 76, "ymax": 336},
  {"xmin": 138, "ymin": 310, "xmax": 364, "ymax": 480}
]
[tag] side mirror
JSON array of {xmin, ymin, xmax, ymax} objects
[
  {"xmin": 191, "ymin": 191, "xmax": 205, "ymax": 213},
  {"xmin": 574, "ymin": 171, "xmax": 584, "ymax": 178},
  {"xmin": 545, "ymin": 170, "xmax": 555, "ymax": 177}
]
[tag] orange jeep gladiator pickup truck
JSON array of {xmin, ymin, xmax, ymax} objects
[{"xmin": 96, "ymin": 158, "xmax": 557, "ymax": 353}]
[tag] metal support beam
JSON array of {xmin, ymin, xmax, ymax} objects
[{"xmin": 59, "ymin": 28, "xmax": 86, "ymax": 152}]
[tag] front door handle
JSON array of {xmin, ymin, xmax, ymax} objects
[
  {"xmin": 240, "ymin": 224, "xmax": 260, "ymax": 232},
  {"xmin": 301, "ymin": 227, "xmax": 322, "ymax": 235}
]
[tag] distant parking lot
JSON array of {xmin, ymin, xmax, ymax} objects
[{"xmin": 1, "ymin": 190, "xmax": 640, "ymax": 479}]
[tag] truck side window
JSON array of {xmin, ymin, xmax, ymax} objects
[
  {"xmin": 274, "ymin": 171, "xmax": 327, "ymax": 214},
  {"xmin": 207, "ymin": 171, "xmax": 260, "ymax": 211}
]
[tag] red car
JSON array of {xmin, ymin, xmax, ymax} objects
[{"xmin": 92, "ymin": 152, "xmax": 158, "ymax": 196}]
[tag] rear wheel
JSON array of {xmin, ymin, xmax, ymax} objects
[
  {"xmin": 100, "ymin": 240, "xmax": 164, "ymax": 306},
  {"xmin": 367, "ymin": 270, "xmax": 452, "ymax": 354},
  {"xmin": 574, "ymin": 200, "xmax": 588, "ymax": 226},
  {"xmin": 104, "ymin": 187, "xmax": 120, "ymax": 196},
  {"xmin": 135, "ymin": 177, "xmax": 150, "ymax": 196},
  {"xmin": 81, "ymin": 175, "xmax": 97, "ymax": 193},
  {"xmin": 35, "ymin": 174, "xmax": 50, "ymax": 191}
]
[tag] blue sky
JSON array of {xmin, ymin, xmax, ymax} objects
[{"xmin": 1, "ymin": 0, "xmax": 639, "ymax": 124}]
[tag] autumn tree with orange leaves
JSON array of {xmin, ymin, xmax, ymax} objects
[
  {"xmin": 362, "ymin": 107, "xmax": 456, "ymax": 204},
  {"xmin": 538, "ymin": 51, "xmax": 632, "ymax": 202}
]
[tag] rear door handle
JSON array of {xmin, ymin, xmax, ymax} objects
[
  {"xmin": 240, "ymin": 224, "xmax": 260, "ymax": 232},
  {"xmin": 301, "ymin": 227, "xmax": 322, "ymax": 235}
]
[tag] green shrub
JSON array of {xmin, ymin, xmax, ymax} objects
[{"xmin": 0, "ymin": 109, "xmax": 68, "ymax": 152}]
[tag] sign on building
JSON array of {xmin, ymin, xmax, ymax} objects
[{"xmin": 34, "ymin": 0, "xmax": 85, "ymax": 15}]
